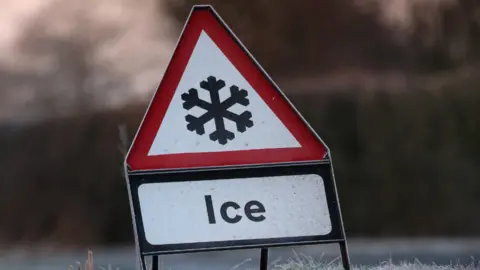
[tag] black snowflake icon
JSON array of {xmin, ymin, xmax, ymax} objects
[{"xmin": 181, "ymin": 76, "xmax": 254, "ymax": 145}]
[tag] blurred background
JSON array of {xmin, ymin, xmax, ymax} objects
[{"xmin": 0, "ymin": 0, "xmax": 479, "ymax": 268}]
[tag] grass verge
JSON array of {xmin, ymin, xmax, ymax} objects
[{"xmin": 69, "ymin": 250, "xmax": 479, "ymax": 270}]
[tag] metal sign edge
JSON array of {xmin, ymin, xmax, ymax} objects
[
  {"xmin": 140, "ymin": 238, "xmax": 345, "ymax": 256},
  {"xmin": 126, "ymin": 160, "xmax": 330, "ymax": 177}
]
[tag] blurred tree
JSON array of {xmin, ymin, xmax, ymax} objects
[
  {"xmin": 0, "ymin": 0, "xmax": 133, "ymax": 245},
  {"xmin": 398, "ymin": 0, "xmax": 480, "ymax": 72},
  {"xmin": 15, "ymin": 0, "xmax": 131, "ymax": 118},
  {"xmin": 164, "ymin": 0, "xmax": 480, "ymax": 75},
  {"xmin": 163, "ymin": 0, "xmax": 404, "ymax": 77},
  {"xmin": 1, "ymin": 0, "xmax": 479, "ymax": 246}
]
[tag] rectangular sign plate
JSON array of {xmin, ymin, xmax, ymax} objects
[
  {"xmin": 138, "ymin": 174, "xmax": 332, "ymax": 245},
  {"xmin": 128, "ymin": 162, "xmax": 343, "ymax": 255}
]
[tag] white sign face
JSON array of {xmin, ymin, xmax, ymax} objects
[
  {"xmin": 137, "ymin": 174, "xmax": 332, "ymax": 245},
  {"xmin": 147, "ymin": 30, "xmax": 300, "ymax": 156}
]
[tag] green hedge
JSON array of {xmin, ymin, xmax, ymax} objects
[
  {"xmin": 1, "ymin": 82, "xmax": 479, "ymax": 245},
  {"xmin": 289, "ymin": 84, "xmax": 480, "ymax": 236}
]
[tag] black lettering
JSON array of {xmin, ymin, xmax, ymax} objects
[
  {"xmin": 220, "ymin": 201, "xmax": 242, "ymax": 223},
  {"xmin": 204, "ymin": 195, "xmax": 216, "ymax": 224},
  {"xmin": 244, "ymin": 200, "xmax": 266, "ymax": 222}
]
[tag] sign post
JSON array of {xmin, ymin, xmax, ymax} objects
[{"xmin": 124, "ymin": 5, "xmax": 351, "ymax": 270}]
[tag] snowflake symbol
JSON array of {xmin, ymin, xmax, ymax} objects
[{"xmin": 181, "ymin": 75, "xmax": 254, "ymax": 145}]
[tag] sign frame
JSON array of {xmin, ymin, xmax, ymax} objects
[
  {"xmin": 123, "ymin": 4, "xmax": 351, "ymax": 270},
  {"xmin": 129, "ymin": 161, "xmax": 343, "ymax": 254}
]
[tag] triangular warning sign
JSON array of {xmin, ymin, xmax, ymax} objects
[{"xmin": 126, "ymin": 5, "xmax": 328, "ymax": 171}]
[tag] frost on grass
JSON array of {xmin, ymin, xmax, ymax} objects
[
  {"xmin": 273, "ymin": 261, "xmax": 480, "ymax": 270},
  {"xmin": 270, "ymin": 251, "xmax": 479, "ymax": 270},
  {"xmin": 69, "ymin": 250, "xmax": 120, "ymax": 270},
  {"xmin": 70, "ymin": 250, "xmax": 479, "ymax": 270}
]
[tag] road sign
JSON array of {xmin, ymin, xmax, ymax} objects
[
  {"xmin": 125, "ymin": 7, "xmax": 328, "ymax": 172},
  {"xmin": 124, "ymin": 5, "xmax": 350, "ymax": 270}
]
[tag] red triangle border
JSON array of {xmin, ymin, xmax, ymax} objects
[{"xmin": 126, "ymin": 6, "xmax": 327, "ymax": 171}]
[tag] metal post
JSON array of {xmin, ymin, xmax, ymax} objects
[
  {"xmin": 260, "ymin": 248, "xmax": 269, "ymax": 270},
  {"xmin": 339, "ymin": 241, "xmax": 351, "ymax": 270},
  {"xmin": 152, "ymin": 255, "xmax": 159, "ymax": 270},
  {"xmin": 328, "ymin": 156, "xmax": 351, "ymax": 270}
]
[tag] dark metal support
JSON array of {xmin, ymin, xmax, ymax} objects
[
  {"xmin": 339, "ymin": 240, "xmax": 351, "ymax": 270},
  {"xmin": 140, "ymin": 256, "xmax": 147, "ymax": 270},
  {"xmin": 260, "ymin": 248, "xmax": 269, "ymax": 270},
  {"xmin": 152, "ymin": 255, "xmax": 159, "ymax": 270}
]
